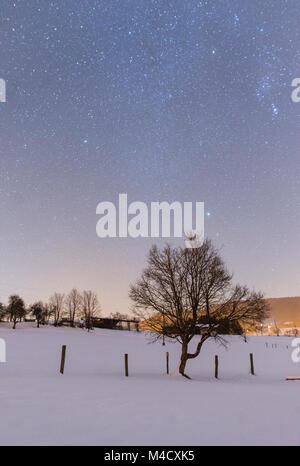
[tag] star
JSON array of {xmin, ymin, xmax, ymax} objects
[{"xmin": 0, "ymin": 0, "xmax": 299, "ymax": 307}]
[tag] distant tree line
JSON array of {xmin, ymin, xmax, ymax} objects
[{"xmin": 0, "ymin": 289, "xmax": 101, "ymax": 330}]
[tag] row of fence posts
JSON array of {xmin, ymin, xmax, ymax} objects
[
  {"xmin": 211, "ymin": 353, "xmax": 255, "ymax": 379},
  {"xmin": 266, "ymin": 342, "xmax": 278, "ymax": 349},
  {"xmin": 266, "ymin": 342, "xmax": 290, "ymax": 349},
  {"xmin": 59, "ymin": 345, "xmax": 255, "ymax": 378},
  {"xmin": 214, "ymin": 353, "xmax": 254, "ymax": 379}
]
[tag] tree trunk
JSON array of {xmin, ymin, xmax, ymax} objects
[
  {"xmin": 13, "ymin": 319, "xmax": 16, "ymax": 329},
  {"xmin": 70, "ymin": 311, "xmax": 74, "ymax": 327},
  {"xmin": 179, "ymin": 341, "xmax": 190, "ymax": 379},
  {"xmin": 179, "ymin": 336, "xmax": 208, "ymax": 379}
]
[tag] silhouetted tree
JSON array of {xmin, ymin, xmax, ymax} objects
[
  {"xmin": 30, "ymin": 302, "xmax": 46, "ymax": 328},
  {"xmin": 7, "ymin": 295, "xmax": 26, "ymax": 329},
  {"xmin": 49, "ymin": 293, "xmax": 64, "ymax": 326},
  {"xmin": 0, "ymin": 302, "xmax": 6, "ymax": 321},
  {"xmin": 42, "ymin": 303, "xmax": 52, "ymax": 324},
  {"xmin": 130, "ymin": 240, "xmax": 269, "ymax": 378},
  {"xmin": 273, "ymin": 322, "xmax": 281, "ymax": 336},
  {"xmin": 82, "ymin": 290, "xmax": 100, "ymax": 331},
  {"xmin": 65, "ymin": 288, "xmax": 82, "ymax": 326}
]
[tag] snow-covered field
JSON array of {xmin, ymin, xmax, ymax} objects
[{"xmin": 0, "ymin": 324, "xmax": 299, "ymax": 446}]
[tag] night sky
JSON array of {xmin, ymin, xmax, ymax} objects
[{"xmin": 1, "ymin": 0, "xmax": 300, "ymax": 313}]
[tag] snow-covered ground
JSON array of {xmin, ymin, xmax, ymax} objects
[{"xmin": 0, "ymin": 323, "xmax": 299, "ymax": 446}]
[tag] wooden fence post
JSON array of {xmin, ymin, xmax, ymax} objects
[
  {"xmin": 166, "ymin": 352, "xmax": 169, "ymax": 375},
  {"xmin": 250, "ymin": 353, "xmax": 255, "ymax": 375},
  {"xmin": 215, "ymin": 355, "xmax": 219, "ymax": 379},
  {"xmin": 60, "ymin": 345, "xmax": 66, "ymax": 374},
  {"xmin": 124, "ymin": 353, "xmax": 129, "ymax": 377}
]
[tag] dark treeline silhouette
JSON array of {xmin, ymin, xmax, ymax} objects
[{"xmin": 0, "ymin": 288, "xmax": 101, "ymax": 330}]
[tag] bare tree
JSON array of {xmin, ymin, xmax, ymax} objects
[
  {"xmin": 43, "ymin": 303, "xmax": 53, "ymax": 324},
  {"xmin": 273, "ymin": 320, "xmax": 281, "ymax": 336},
  {"xmin": 7, "ymin": 295, "xmax": 26, "ymax": 329},
  {"xmin": 49, "ymin": 293, "xmax": 65, "ymax": 326},
  {"xmin": 130, "ymin": 241, "xmax": 269, "ymax": 379},
  {"xmin": 82, "ymin": 290, "xmax": 100, "ymax": 331},
  {"xmin": 65, "ymin": 288, "xmax": 82, "ymax": 326}
]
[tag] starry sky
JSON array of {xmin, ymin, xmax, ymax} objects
[{"xmin": 1, "ymin": 0, "xmax": 300, "ymax": 313}]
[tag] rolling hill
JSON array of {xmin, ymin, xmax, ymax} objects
[{"xmin": 266, "ymin": 297, "xmax": 300, "ymax": 327}]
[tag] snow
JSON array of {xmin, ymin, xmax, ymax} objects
[{"xmin": 0, "ymin": 323, "xmax": 300, "ymax": 446}]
